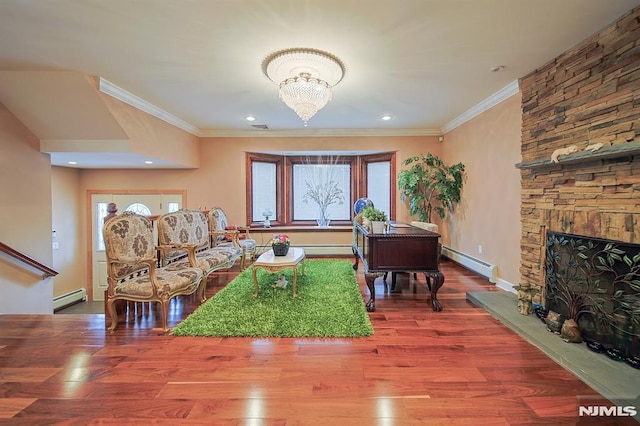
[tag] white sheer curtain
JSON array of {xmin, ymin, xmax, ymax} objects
[
  {"xmin": 251, "ymin": 162, "xmax": 277, "ymax": 222},
  {"xmin": 367, "ymin": 161, "xmax": 391, "ymax": 218}
]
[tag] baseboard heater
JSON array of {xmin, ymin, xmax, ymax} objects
[
  {"xmin": 53, "ymin": 288, "xmax": 87, "ymax": 311},
  {"xmin": 441, "ymin": 246, "xmax": 497, "ymax": 283}
]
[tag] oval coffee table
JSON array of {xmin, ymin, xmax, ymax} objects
[{"xmin": 251, "ymin": 247, "xmax": 306, "ymax": 297}]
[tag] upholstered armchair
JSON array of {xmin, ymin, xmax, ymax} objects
[
  {"xmin": 156, "ymin": 209, "xmax": 243, "ymax": 280},
  {"xmin": 208, "ymin": 207, "xmax": 257, "ymax": 268},
  {"xmin": 103, "ymin": 211, "xmax": 204, "ymax": 333}
]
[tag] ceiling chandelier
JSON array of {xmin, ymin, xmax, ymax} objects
[{"xmin": 262, "ymin": 48, "xmax": 345, "ymax": 126}]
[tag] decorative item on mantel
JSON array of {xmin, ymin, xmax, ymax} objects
[{"xmin": 270, "ymin": 233, "xmax": 290, "ymax": 256}]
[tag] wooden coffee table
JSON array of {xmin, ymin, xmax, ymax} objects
[{"xmin": 252, "ymin": 247, "xmax": 306, "ymax": 297}]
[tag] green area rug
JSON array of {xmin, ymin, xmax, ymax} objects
[{"xmin": 172, "ymin": 259, "xmax": 374, "ymax": 338}]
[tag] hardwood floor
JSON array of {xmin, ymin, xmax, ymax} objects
[{"xmin": 0, "ymin": 258, "xmax": 632, "ymax": 424}]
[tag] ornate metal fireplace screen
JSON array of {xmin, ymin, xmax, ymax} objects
[{"xmin": 545, "ymin": 231, "xmax": 640, "ymax": 360}]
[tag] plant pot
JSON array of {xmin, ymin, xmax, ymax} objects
[
  {"xmin": 371, "ymin": 221, "xmax": 386, "ymax": 234},
  {"xmin": 272, "ymin": 243, "xmax": 290, "ymax": 256}
]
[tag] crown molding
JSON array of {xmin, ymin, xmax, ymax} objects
[
  {"xmin": 440, "ymin": 80, "xmax": 520, "ymax": 134},
  {"xmin": 98, "ymin": 78, "xmax": 519, "ymax": 139},
  {"xmin": 199, "ymin": 127, "xmax": 442, "ymax": 138},
  {"xmin": 98, "ymin": 78, "xmax": 201, "ymax": 136}
]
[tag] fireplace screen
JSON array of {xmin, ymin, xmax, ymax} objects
[{"xmin": 545, "ymin": 231, "xmax": 640, "ymax": 361}]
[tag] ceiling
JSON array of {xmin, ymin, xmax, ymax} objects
[{"xmin": 0, "ymin": 0, "xmax": 638, "ymax": 167}]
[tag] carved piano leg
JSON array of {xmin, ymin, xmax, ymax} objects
[
  {"xmin": 424, "ymin": 272, "xmax": 445, "ymax": 311},
  {"xmin": 352, "ymin": 246, "xmax": 359, "ymax": 270},
  {"xmin": 364, "ymin": 271, "xmax": 381, "ymax": 312},
  {"xmin": 381, "ymin": 272, "xmax": 393, "ymax": 293},
  {"xmin": 390, "ymin": 272, "xmax": 399, "ymax": 292}
]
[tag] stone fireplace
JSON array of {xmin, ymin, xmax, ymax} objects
[{"xmin": 517, "ymin": 7, "xmax": 640, "ymax": 317}]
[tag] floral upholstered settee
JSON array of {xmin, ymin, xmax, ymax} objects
[
  {"xmin": 208, "ymin": 207, "xmax": 257, "ymax": 268},
  {"xmin": 157, "ymin": 209, "xmax": 244, "ymax": 280},
  {"xmin": 103, "ymin": 211, "xmax": 204, "ymax": 333}
]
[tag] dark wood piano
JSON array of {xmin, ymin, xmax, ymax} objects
[{"xmin": 352, "ymin": 221, "xmax": 444, "ymax": 312}]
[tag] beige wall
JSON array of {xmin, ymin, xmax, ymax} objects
[
  {"xmin": 51, "ymin": 166, "xmax": 85, "ymax": 298},
  {"xmin": 442, "ymin": 93, "xmax": 523, "ymax": 288},
  {"xmin": 79, "ymin": 136, "xmax": 440, "ymax": 262},
  {"xmin": 80, "ymin": 135, "xmax": 442, "ymax": 219},
  {"xmin": 0, "ymin": 104, "xmax": 54, "ymax": 313},
  {"xmin": 100, "ymin": 92, "xmax": 201, "ymax": 168}
]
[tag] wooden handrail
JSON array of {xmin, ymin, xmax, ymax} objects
[{"xmin": 0, "ymin": 241, "xmax": 58, "ymax": 279}]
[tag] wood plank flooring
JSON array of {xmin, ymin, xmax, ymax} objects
[{"xmin": 0, "ymin": 258, "xmax": 633, "ymax": 424}]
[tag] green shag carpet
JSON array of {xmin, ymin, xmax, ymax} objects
[{"xmin": 172, "ymin": 259, "xmax": 374, "ymax": 338}]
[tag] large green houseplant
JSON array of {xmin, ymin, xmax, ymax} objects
[{"xmin": 397, "ymin": 153, "xmax": 465, "ymax": 223}]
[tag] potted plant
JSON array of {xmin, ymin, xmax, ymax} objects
[
  {"xmin": 362, "ymin": 206, "xmax": 388, "ymax": 233},
  {"xmin": 397, "ymin": 153, "xmax": 465, "ymax": 223},
  {"xmin": 270, "ymin": 233, "xmax": 290, "ymax": 256}
]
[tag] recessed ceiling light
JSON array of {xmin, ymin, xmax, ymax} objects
[
  {"xmin": 67, "ymin": 161, "xmax": 77, "ymax": 165},
  {"xmin": 245, "ymin": 116, "xmax": 256, "ymax": 121},
  {"xmin": 144, "ymin": 160, "xmax": 153, "ymax": 164},
  {"xmin": 381, "ymin": 115, "xmax": 392, "ymax": 121}
]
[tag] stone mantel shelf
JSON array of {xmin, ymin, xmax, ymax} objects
[{"xmin": 515, "ymin": 141, "xmax": 640, "ymax": 171}]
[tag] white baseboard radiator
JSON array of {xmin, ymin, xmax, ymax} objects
[
  {"xmin": 53, "ymin": 288, "xmax": 87, "ymax": 311},
  {"xmin": 441, "ymin": 246, "xmax": 497, "ymax": 283}
]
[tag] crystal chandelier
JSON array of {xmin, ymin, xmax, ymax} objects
[{"xmin": 262, "ymin": 48, "xmax": 345, "ymax": 126}]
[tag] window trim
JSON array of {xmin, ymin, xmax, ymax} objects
[
  {"xmin": 246, "ymin": 153, "xmax": 284, "ymax": 226},
  {"xmin": 246, "ymin": 152, "xmax": 396, "ymax": 227},
  {"xmin": 360, "ymin": 152, "xmax": 397, "ymax": 220}
]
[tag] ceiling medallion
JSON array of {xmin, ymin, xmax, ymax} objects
[{"xmin": 262, "ymin": 48, "xmax": 345, "ymax": 126}]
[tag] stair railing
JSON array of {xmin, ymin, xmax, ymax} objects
[{"xmin": 0, "ymin": 241, "xmax": 58, "ymax": 280}]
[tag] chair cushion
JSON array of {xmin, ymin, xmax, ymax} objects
[
  {"xmin": 239, "ymin": 238, "xmax": 256, "ymax": 252},
  {"xmin": 114, "ymin": 268, "xmax": 202, "ymax": 298},
  {"xmin": 164, "ymin": 246, "xmax": 242, "ymax": 275}
]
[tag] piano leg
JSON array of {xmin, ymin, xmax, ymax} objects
[
  {"xmin": 352, "ymin": 246, "xmax": 359, "ymax": 270},
  {"xmin": 364, "ymin": 271, "xmax": 381, "ymax": 312},
  {"xmin": 425, "ymin": 272, "xmax": 445, "ymax": 311}
]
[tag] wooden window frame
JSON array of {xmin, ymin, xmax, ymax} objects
[{"xmin": 246, "ymin": 152, "xmax": 396, "ymax": 227}]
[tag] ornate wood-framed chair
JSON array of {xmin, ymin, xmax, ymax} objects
[
  {"xmin": 103, "ymin": 211, "xmax": 204, "ymax": 333},
  {"xmin": 208, "ymin": 207, "xmax": 257, "ymax": 268},
  {"xmin": 156, "ymin": 209, "xmax": 243, "ymax": 284}
]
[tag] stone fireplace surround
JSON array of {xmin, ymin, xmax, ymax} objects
[{"xmin": 516, "ymin": 6, "xmax": 640, "ymax": 315}]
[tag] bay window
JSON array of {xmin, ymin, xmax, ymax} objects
[{"xmin": 247, "ymin": 152, "xmax": 395, "ymax": 226}]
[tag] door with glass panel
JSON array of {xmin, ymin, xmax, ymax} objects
[{"xmin": 91, "ymin": 194, "xmax": 182, "ymax": 301}]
